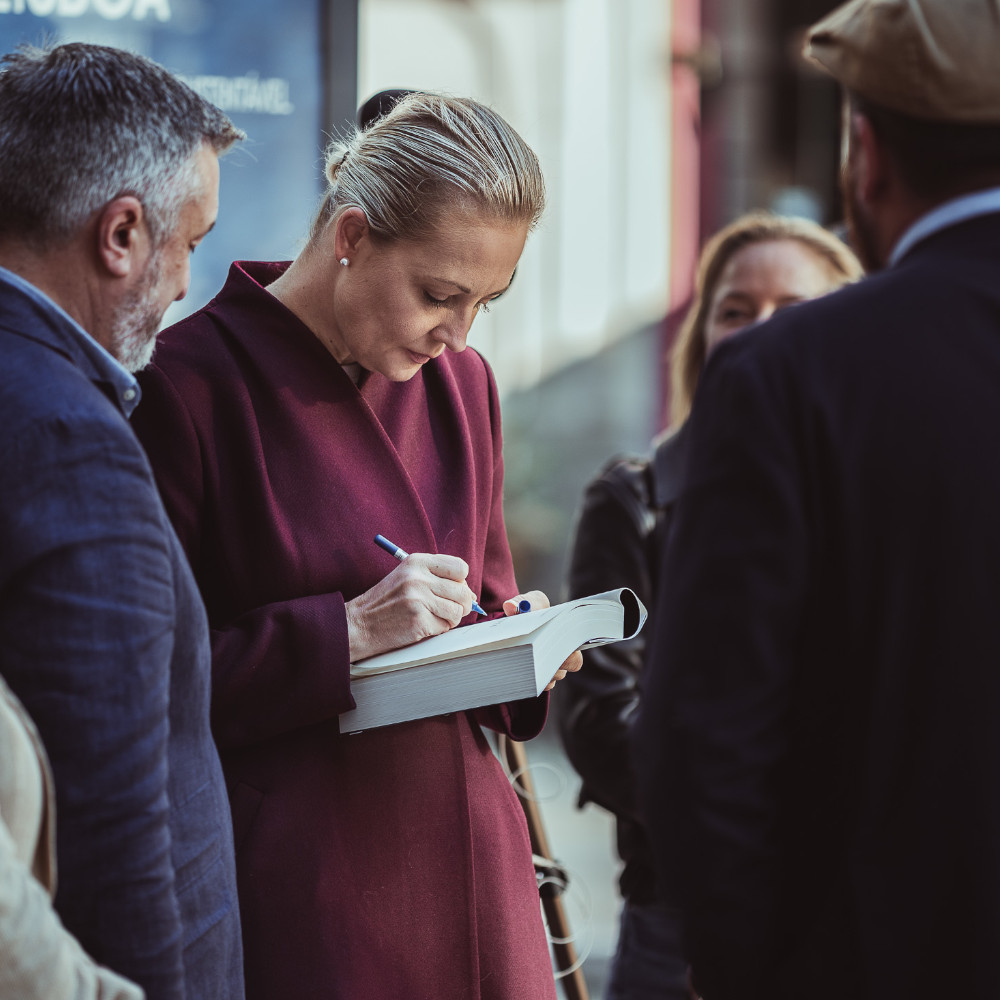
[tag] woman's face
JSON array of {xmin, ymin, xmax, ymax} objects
[
  {"xmin": 331, "ymin": 211, "xmax": 528, "ymax": 381},
  {"xmin": 703, "ymin": 238, "xmax": 842, "ymax": 356}
]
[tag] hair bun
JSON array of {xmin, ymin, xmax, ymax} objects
[{"xmin": 325, "ymin": 143, "xmax": 350, "ymax": 183}]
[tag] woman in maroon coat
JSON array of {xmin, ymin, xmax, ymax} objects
[{"xmin": 132, "ymin": 94, "xmax": 579, "ymax": 999}]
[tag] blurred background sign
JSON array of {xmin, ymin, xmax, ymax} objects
[{"xmin": 0, "ymin": 0, "xmax": 360, "ymax": 325}]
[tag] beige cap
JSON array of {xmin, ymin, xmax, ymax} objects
[{"xmin": 805, "ymin": 0, "xmax": 1000, "ymax": 123}]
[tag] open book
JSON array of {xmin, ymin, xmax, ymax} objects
[{"xmin": 339, "ymin": 588, "xmax": 646, "ymax": 733}]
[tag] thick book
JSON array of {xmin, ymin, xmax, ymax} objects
[{"xmin": 339, "ymin": 588, "xmax": 647, "ymax": 733}]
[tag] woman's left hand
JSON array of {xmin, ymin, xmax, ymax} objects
[{"xmin": 502, "ymin": 590, "xmax": 584, "ymax": 692}]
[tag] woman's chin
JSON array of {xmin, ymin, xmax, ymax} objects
[{"xmin": 379, "ymin": 360, "xmax": 423, "ymax": 382}]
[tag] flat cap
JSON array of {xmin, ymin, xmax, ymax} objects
[{"xmin": 805, "ymin": 0, "xmax": 1000, "ymax": 123}]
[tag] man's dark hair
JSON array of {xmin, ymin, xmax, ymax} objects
[
  {"xmin": 0, "ymin": 42, "xmax": 244, "ymax": 249},
  {"xmin": 853, "ymin": 93, "xmax": 1000, "ymax": 203}
]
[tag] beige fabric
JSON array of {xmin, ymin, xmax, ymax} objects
[
  {"xmin": 0, "ymin": 677, "xmax": 144, "ymax": 1000},
  {"xmin": 805, "ymin": 0, "xmax": 1000, "ymax": 123},
  {"xmin": 0, "ymin": 674, "xmax": 53, "ymax": 888}
]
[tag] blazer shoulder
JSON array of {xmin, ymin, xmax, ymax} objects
[{"xmin": 1, "ymin": 343, "xmax": 136, "ymax": 464}]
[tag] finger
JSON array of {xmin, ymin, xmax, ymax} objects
[
  {"xmin": 408, "ymin": 551, "xmax": 470, "ymax": 583},
  {"xmin": 423, "ymin": 574, "xmax": 474, "ymax": 611},
  {"xmin": 562, "ymin": 651, "xmax": 583, "ymax": 673},
  {"xmin": 544, "ymin": 667, "xmax": 569, "ymax": 691},
  {"xmin": 502, "ymin": 589, "xmax": 550, "ymax": 616},
  {"xmin": 519, "ymin": 589, "xmax": 548, "ymax": 610},
  {"xmin": 392, "ymin": 560, "xmax": 473, "ymax": 614},
  {"xmin": 423, "ymin": 592, "xmax": 472, "ymax": 628}
]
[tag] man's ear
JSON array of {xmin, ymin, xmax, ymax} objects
[
  {"xmin": 849, "ymin": 112, "xmax": 890, "ymax": 207},
  {"xmin": 96, "ymin": 196, "xmax": 147, "ymax": 278},
  {"xmin": 333, "ymin": 206, "xmax": 370, "ymax": 263}
]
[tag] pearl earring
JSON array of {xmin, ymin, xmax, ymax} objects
[{"xmin": 339, "ymin": 257, "xmax": 350, "ymax": 267}]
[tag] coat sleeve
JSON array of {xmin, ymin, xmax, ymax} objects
[
  {"xmin": 133, "ymin": 365, "xmax": 355, "ymax": 752},
  {"xmin": 558, "ymin": 459, "xmax": 654, "ymax": 820},
  {"xmin": 0, "ymin": 413, "xmax": 184, "ymax": 998},
  {"xmin": 634, "ymin": 338, "xmax": 809, "ymax": 1000}
]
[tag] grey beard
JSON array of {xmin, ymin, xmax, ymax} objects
[{"xmin": 108, "ymin": 254, "xmax": 164, "ymax": 372}]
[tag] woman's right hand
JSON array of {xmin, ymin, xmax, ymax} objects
[{"xmin": 345, "ymin": 553, "xmax": 476, "ymax": 662}]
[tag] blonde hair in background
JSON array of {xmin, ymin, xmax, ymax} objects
[
  {"xmin": 312, "ymin": 92, "xmax": 545, "ymax": 243},
  {"xmin": 668, "ymin": 211, "xmax": 864, "ymax": 428}
]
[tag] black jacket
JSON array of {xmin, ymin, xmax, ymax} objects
[
  {"xmin": 559, "ymin": 426, "xmax": 688, "ymax": 903},
  {"xmin": 636, "ymin": 211, "xmax": 1000, "ymax": 1000}
]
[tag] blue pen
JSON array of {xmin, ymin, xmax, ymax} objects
[
  {"xmin": 517, "ymin": 599, "xmax": 532, "ymax": 614},
  {"xmin": 373, "ymin": 534, "xmax": 488, "ymax": 616}
]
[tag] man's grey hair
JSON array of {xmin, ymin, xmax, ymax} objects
[{"xmin": 0, "ymin": 42, "xmax": 245, "ymax": 250}]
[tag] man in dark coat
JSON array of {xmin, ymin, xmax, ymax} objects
[
  {"xmin": 635, "ymin": 2, "xmax": 1000, "ymax": 998},
  {"xmin": 0, "ymin": 43, "xmax": 245, "ymax": 998}
]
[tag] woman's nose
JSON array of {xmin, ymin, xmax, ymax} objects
[{"xmin": 433, "ymin": 311, "xmax": 474, "ymax": 353}]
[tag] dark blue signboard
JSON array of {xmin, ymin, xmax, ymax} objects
[{"xmin": 0, "ymin": 0, "xmax": 326, "ymax": 321}]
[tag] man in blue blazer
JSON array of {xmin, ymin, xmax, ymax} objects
[
  {"xmin": 636, "ymin": 2, "xmax": 1000, "ymax": 998},
  {"xmin": 0, "ymin": 44, "xmax": 245, "ymax": 998}
]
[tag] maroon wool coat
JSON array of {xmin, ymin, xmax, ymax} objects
[{"xmin": 132, "ymin": 261, "xmax": 556, "ymax": 1000}]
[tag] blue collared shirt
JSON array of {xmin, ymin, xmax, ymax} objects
[
  {"xmin": 890, "ymin": 187, "xmax": 1000, "ymax": 267},
  {"xmin": 0, "ymin": 265, "xmax": 141, "ymax": 417}
]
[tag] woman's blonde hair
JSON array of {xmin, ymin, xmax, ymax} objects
[
  {"xmin": 313, "ymin": 92, "xmax": 545, "ymax": 243},
  {"xmin": 668, "ymin": 211, "xmax": 864, "ymax": 427}
]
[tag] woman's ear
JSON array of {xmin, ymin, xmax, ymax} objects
[
  {"xmin": 333, "ymin": 207, "xmax": 370, "ymax": 264},
  {"xmin": 96, "ymin": 196, "xmax": 146, "ymax": 278}
]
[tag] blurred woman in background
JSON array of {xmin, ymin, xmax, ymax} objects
[{"xmin": 559, "ymin": 211, "xmax": 863, "ymax": 1000}]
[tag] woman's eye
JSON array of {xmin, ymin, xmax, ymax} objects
[
  {"xmin": 720, "ymin": 309, "xmax": 749, "ymax": 323},
  {"xmin": 424, "ymin": 291, "xmax": 449, "ymax": 307},
  {"xmin": 477, "ymin": 301, "xmax": 491, "ymax": 315}
]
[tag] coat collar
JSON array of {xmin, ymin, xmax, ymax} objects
[{"xmin": 891, "ymin": 188, "xmax": 1000, "ymax": 267}]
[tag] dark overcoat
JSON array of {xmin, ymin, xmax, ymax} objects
[
  {"xmin": 0, "ymin": 274, "xmax": 243, "ymax": 998},
  {"xmin": 636, "ymin": 212, "xmax": 1000, "ymax": 1000},
  {"xmin": 133, "ymin": 261, "xmax": 555, "ymax": 1000}
]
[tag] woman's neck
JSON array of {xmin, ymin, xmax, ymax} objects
[{"xmin": 267, "ymin": 249, "xmax": 351, "ymax": 363}]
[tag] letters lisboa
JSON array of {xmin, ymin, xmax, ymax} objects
[{"xmin": 0, "ymin": 0, "xmax": 170, "ymax": 20}]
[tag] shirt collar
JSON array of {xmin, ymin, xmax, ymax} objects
[
  {"xmin": 890, "ymin": 187, "xmax": 1000, "ymax": 267},
  {"xmin": 0, "ymin": 265, "xmax": 141, "ymax": 417}
]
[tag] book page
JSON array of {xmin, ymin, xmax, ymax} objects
[{"xmin": 350, "ymin": 589, "xmax": 638, "ymax": 676}]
